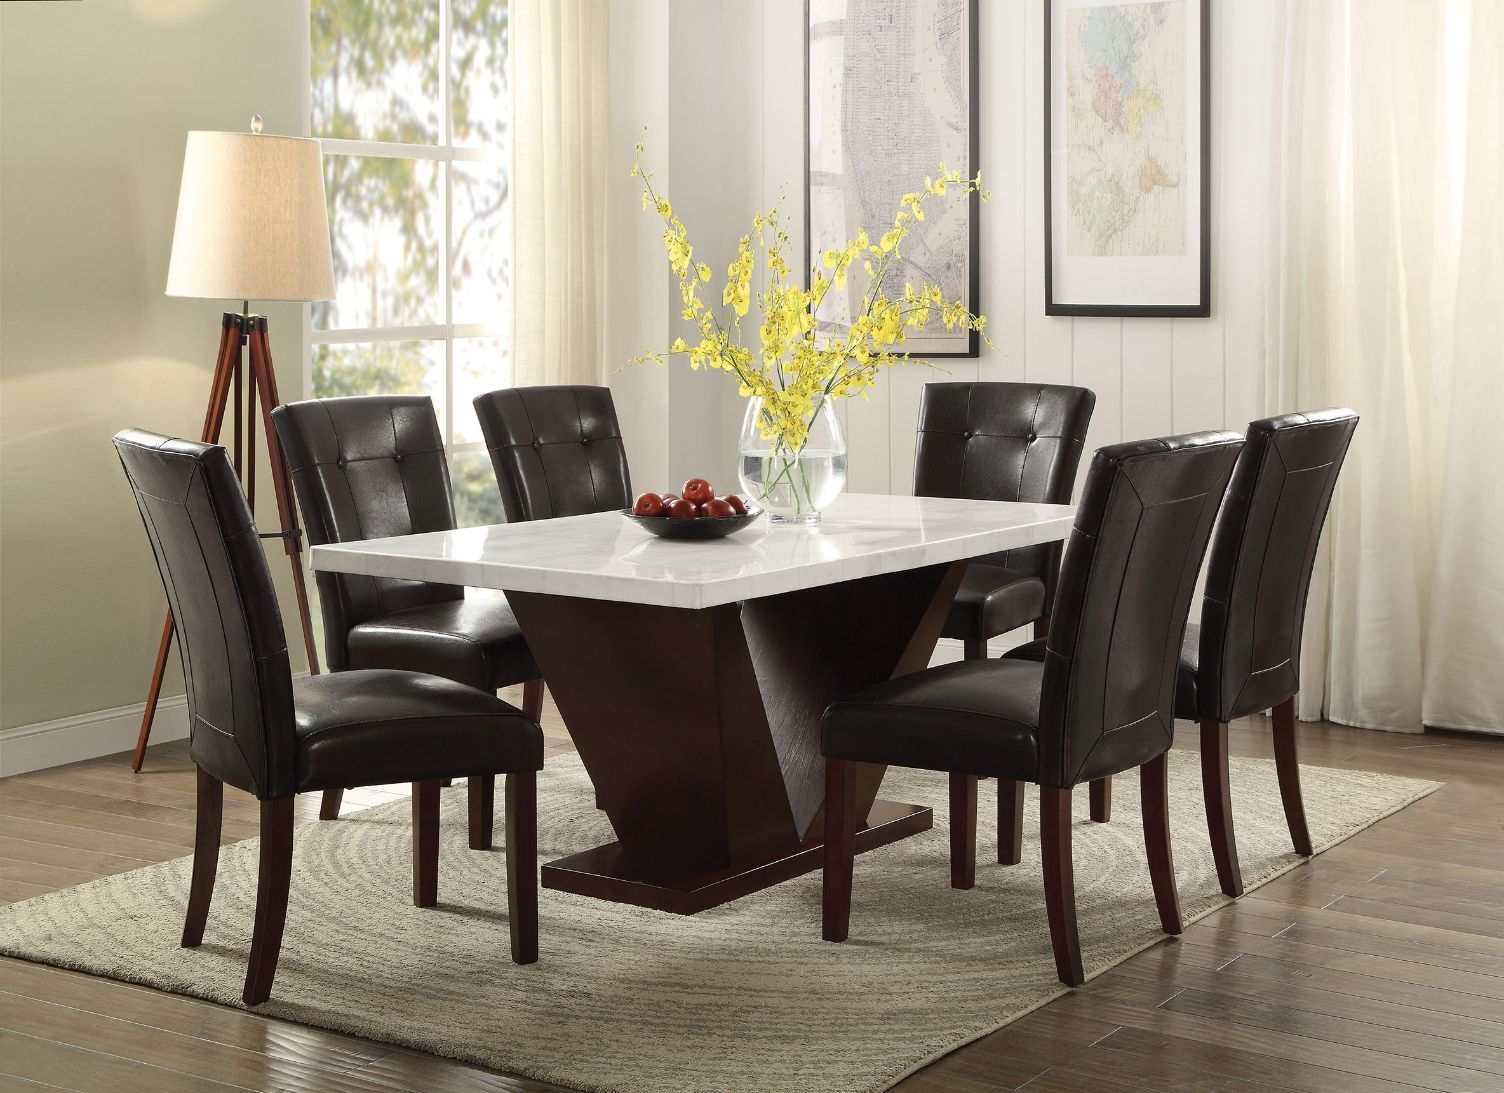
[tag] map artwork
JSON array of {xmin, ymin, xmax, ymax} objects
[
  {"xmin": 1064, "ymin": 1, "xmax": 1187, "ymax": 257},
  {"xmin": 809, "ymin": 0, "xmax": 972, "ymax": 353}
]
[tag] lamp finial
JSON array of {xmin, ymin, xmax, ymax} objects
[{"xmin": 250, "ymin": 114, "xmax": 263, "ymax": 135}]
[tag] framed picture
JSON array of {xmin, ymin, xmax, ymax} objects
[
  {"xmin": 1045, "ymin": 0, "xmax": 1210, "ymax": 317},
  {"xmin": 806, "ymin": 0, "xmax": 980, "ymax": 356}
]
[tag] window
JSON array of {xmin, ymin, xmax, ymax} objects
[{"xmin": 309, "ymin": 0, "xmax": 510, "ymax": 525}]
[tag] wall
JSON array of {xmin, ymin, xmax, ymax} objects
[
  {"xmin": 605, "ymin": 0, "xmax": 1281, "ymax": 495},
  {"xmin": 0, "ymin": 0, "xmax": 311, "ymax": 769}
]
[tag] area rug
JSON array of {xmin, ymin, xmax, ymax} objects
[{"xmin": 0, "ymin": 752, "xmax": 1438, "ymax": 1093}]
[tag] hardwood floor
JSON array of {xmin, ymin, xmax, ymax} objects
[{"xmin": 2, "ymin": 685, "xmax": 1501, "ymax": 1092}]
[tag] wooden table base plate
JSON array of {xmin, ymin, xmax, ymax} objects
[{"xmin": 541, "ymin": 800, "xmax": 931, "ymax": 915}]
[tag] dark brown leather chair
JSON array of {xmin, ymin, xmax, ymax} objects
[
  {"xmin": 1042, "ymin": 409, "xmax": 1359, "ymax": 897},
  {"xmin": 113, "ymin": 430, "xmax": 542, "ymax": 1006},
  {"xmin": 914, "ymin": 383, "xmax": 1098, "ymax": 825},
  {"xmin": 473, "ymin": 385, "xmax": 632, "ymax": 521},
  {"xmin": 272, "ymin": 396, "xmax": 543, "ymax": 846},
  {"xmin": 821, "ymin": 430, "xmax": 1244, "ymax": 986},
  {"xmin": 915, "ymin": 382, "xmax": 1095, "ymax": 654}
]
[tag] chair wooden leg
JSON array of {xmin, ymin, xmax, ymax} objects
[
  {"xmin": 1040, "ymin": 785, "xmax": 1084, "ymax": 987},
  {"xmin": 243, "ymin": 797, "xmax": 293, "ymax": 1006},
  {"xmin": 963, "ymin": 637, "xmax": 987, "ymax": 660},
  {"xmin": 522, "ymin": 677, "xmax": 544, "ymax": 720},
  {"xmin": 997, "ymin": 778, "xmax": 1024, "ymax": 865},
  {"xmin": 468, "ymin": 775, "xmax": 495, "ymax": 851},
  {"xmin": 181, "ymin": 766, "xmax": 223, "ymax": 948},
  {"xmin": 949, "ymin": 773, "xmax": 977, "ymax": 890},
  {"xmin": 319, "ymin": 788, "xmax": 343, "ymax": 821},
  {"xmin": 1200, "ymin": 719, "xmax": 1244, "ymax": 897},
  {"xmin": 1140, "ymin": 753, "xmax": 1183, "ymax": 935},
  {"xmin": 821, "ymin": 758, "xmax": 858, "ymax": 942},
  {"xmin": 1089, "ymin": 777, "xmax": 1112, "ymax": 823},
  {"xmin": 1273, "ymin": 697, "xmax": 1314, "ymax": 856},
  {"xmin": 1033, "ymin": 615, "xmax": 1050, "ymax": 640},
  {"xmin": 504, "ymin": 770, "xmax": 539, "ymax": 964},
  {"xmin": 412, "ymin": 779, "xmax": 440, "ymax": 908}
]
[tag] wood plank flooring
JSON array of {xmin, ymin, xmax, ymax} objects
[{"xmin": 2, "ymin": 685, "xmax": 1501, "ymax": 1092}]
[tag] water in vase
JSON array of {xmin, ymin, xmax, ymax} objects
[{"xmin": 738, "ymin": 447, "xmax": 848, "ymax": 525}]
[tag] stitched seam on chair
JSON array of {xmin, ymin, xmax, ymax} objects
[
  {"xmin": 575, "ymin": 387, "xmax": 600, "ymax": 510},
  {"xmin": 190, "ymin": 469, "xmax": 267, "ymax": 792},
  {"xmin": 514, "ymin": 391, "xmax": 551, "ymax": 518},
  {"xmin": 355, "ymin": 621, "xmax": 490, "ymax": 653},
  {"xmin": 298, "ymin": 711, "xmax": 527, "ymax": 739},
  {"xmin": 491, "ymin": 436, "xmax": 623, "ymax": 449},
  {"xmin": 388, "ymin": 402, "xmax": 422, "ymax": 548},
  {"xmin": 320, "ymin": 400, "xmax": 381, "ymax": 616},
  {"xmin": 295, "ymin": 448, "xmax": 446, "ymax": 468},
  {"xmin": 1015, "ymin": 387, "xmax": 1044, "ymax": 502},
  {"xmin": 957, "ymin": 384, "xmax": 975, "ymax": 488},
  {"xmin": 1234, "ymin": 440, "xmax": 1286, "ymax": 715}
]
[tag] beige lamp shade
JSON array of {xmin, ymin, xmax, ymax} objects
[{"xmin": 166, "ymin": 129, "xmax": 336, "ymax": 302}]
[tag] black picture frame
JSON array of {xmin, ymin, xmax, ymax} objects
[
  {"xmin": 1044, "ymin": 0, "xmax": 1211, "ymax": 317},
  {"xmin": 804, "ymin": 0, "xmax": 981, "ymax": 357}
]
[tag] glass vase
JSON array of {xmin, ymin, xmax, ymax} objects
[{"xmin": 737, "ymin": 395, "xmax": 848, "ymax": 527}]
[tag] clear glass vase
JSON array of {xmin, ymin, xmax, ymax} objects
[{"xmin": 737, "ymin": 395, "xmax": 848, "ymax": 526}]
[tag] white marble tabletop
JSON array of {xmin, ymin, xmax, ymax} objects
[{"xmin": 309, "ymin": 493, "xmax": 1076, "ymax": 610}]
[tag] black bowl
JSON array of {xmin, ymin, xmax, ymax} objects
[{"xmin": 622, "ymin": 506, "xmax": 763, "ymax": 540}]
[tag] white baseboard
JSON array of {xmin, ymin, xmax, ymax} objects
[{"xmin": 0, "ymin": 695, "xmax": 190, "ymax": 777}]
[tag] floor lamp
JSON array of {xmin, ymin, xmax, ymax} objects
[{"xmin": 132, "ymin": 119, "xmax": 334, "ymax": 770}]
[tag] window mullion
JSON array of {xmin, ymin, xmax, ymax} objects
[{"xmin": 441, "ymin": 0, "xmax": 456, "ymax": 454}]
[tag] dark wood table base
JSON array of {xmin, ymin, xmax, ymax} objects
[
  {"xmin": 509, "ymin": 561, "xmax": 965, "ymax": 915},
  {"xmin": 541, "ymin": 800, "xmax": 931, "ymax": 914}
]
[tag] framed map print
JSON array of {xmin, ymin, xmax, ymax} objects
[
  {"xmin": 1045, "ymin": 0, "xmax": 1210, "ymax": 316},
  {"xmin": 806, "ymin": 0, "xmax": 979, "ymax": 356}
]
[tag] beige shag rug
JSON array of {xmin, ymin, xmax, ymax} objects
[{"xmin": 0, "ymin": 752, "xmax": 1438, "ymax": 1093}]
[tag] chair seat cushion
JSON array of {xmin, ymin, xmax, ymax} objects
[
  {"xmin": 346, "ymin": 589, "xmax": 538, "ymax": 691},
  {"xmin": 822, "ymin": 658, "xmax": 1044, "ymax": 781},
  {"xmin": 941, "ymin": 564, "xmax": 1048, "ymax": 643},
  {"xmin": 293, "ymin": 670, "xmax": 543, "ymax": 792},
  {"xmin": 1005, "ymin": 624, "xmax": 1202, "ymax": 722}
]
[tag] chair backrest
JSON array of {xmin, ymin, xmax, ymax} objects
[
  {"xmin": 271, "ymin": 395, "xmax": 460, "ymax": 671},
  {"xmin": 113, "ymin": 430, "xmax": 297, "ymax": 798},
  {"xmin": 913, "ymin": 382, "xmax": 1095, "ymax": 588},
  {"xmin": 1197, "ymin": 408, "xmax": 1359, "ymax": 722},
  {"xmin": 473, "ymin": 385, "xmax": 632, "ymax": 522},
  {"xmin": 1036, "ymin": 431, "xmax": 1245, "ymax": 788}
]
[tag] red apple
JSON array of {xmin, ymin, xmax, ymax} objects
[
  {"xmin": 665, "ymin": 497, "xmax": 697, "ymax": 519},
  {"xmin": 632, "ymin": 492, "xmax": 665, "ymax": 517},
  {"xmin": 723, "ymin": 494, "xmax": 748, "ymax": 515},
  {"xmin": 682, "ymin": 477, "xmax": 715, "ymax": 506},
  {"xmin": 702, "ymin": 498, "xmax": 735, "ymax": 517}
]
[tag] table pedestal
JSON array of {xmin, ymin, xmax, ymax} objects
[{"xmin": 507, "ymin": 560, "xmax": 964, "ymax": 914}]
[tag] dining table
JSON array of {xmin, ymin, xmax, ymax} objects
[{"xmin": 310, "ymin": 492, "xmax": 1075, "ymax": 915}]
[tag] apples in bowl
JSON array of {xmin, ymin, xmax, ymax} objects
[{"xmin": 623, "ymin": 478, "xmax": 762, "ymax": 539}]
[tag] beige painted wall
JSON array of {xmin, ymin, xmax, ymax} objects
[{"xmin": 1, "ymin": 0, "xmax": 311, "ymax": 730}]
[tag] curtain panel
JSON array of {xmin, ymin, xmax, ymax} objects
[
  {"xmin": 1267, "ymin": 0, "xmax": 1503, "ymax": 733},
  {"xmin": 510, "ymin": 0, "xmax": 609, "ymax": 388}
]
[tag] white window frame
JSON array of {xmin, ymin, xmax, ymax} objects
[{"xmin": 303, "ymin": 0, "xmax": 508, "ymax": 468}]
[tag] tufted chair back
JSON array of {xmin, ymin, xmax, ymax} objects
[
  {"xmin": 473, "ymin": 385, "xmax": 632, "ymax": 522},
  {"xmin": 1036, "ymin": 431, "xmax": 1244, "ymax": 788},
  {"xmin": 114, "ymin": 430, "xmax": 297, "ymax": 798},
  {"xmin": 914, "ymin": 382, "xmax": 1095, "ymax": 595},
  {"xmin": 272, "ymin": 396, "xmax": 460, "ymax": 672},
  {"xmin": 1197, "ymin": 409, "xmax": 1359, "ymax": 722}
]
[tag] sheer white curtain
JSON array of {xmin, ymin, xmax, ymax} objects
[
  {"xmin": 1267, "ymin": 0, "xmax": 1503, "ymax": 733},
  {"xmin": 510, "ymin": 0, "xmax": 608, "ymax": 387}
]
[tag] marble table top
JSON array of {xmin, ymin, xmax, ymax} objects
[{"xmin": 309, "ymin": 493, "xmax": 1076, "ymax": 610}]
